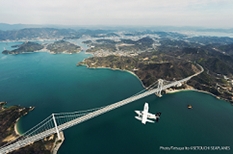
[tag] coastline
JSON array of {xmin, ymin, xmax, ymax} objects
[
  {"xmin": 79, "ymin": 53, "xmax": 233, "ymax": 104},
  {"xmin": 14, "ymin": 118, "xmax": 21, "ymax": 136},
  {"xmin": 81, "ymin": 62, "xmax": 200, "ymax": 92},
  {"xmin": 165, "ymin": 87, "xmax": 229, "ymax": 102},
  {"xmin": 165, "ymin": 85, "xmax": 195, "ymax": 94},
  {"xmin": 83, "ymin": 64, "xmax": 146, "ymax": 88},
  {"xmin": 80, "ymin": 56, "xmax": 232, "ymax": 104},
  {"xmin": 79, "ymin": 51, "xmax": 146, "ymax": 88},
  {"xmin": 1, "ymin": 39, "xmax": 82, "ymax": 55}
]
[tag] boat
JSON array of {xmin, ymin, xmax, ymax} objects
[{"xmin": 187, "ymin": 105, "xmax": 192, "ymax": 109}]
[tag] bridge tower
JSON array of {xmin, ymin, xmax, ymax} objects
[
  {"xmin": 155, "ymin": 79, "xmax": 164, "ymax": 97},
  {"xmin": 52, "ymin": 114, "xmax": 61, "ymax": 140},
  {"xmin": 176, "ymin": 82, "xmax": 182, "ymax": 87}
]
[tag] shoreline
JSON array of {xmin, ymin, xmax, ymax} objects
[
  {"xmin": 165, "ymin": 87, "xmax": 231, "ymax": 103},
  {"xmin": 14, "ymin": 118, "xmax": 21, "ymax": 136},
  {"xmin": 80, "ymin": 56, "xmax": 232, "ymax": 104},
  {"xmin": 13, "ymin": 106, "xmax": 35, "ymax": 137},
  {"xmin": 83, "ymin": 64, "xmax": 146, "ymax": 88},
  {"xmin": 165, "ymin": 85, "xmax": 195, "ymax": 94},
  {"xmin": 81, "ymin": 62, "xmax": 204, "ymax": 94},
  {"xmin": 2, "ymin": 39, "xmax": 82, "ymax": 55}
]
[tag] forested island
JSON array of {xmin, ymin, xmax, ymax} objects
[
  {"xmin": 2, "ymin": 42, "xmax": 43, "ymax": 54},
  {"xmin": 46, "ymin": 40, "xmax": 81, "ymax": 54},
  {"xmin": 2, "ymin": 40, "xmax": 81, "ymax": 55}
]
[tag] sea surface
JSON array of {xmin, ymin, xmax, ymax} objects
[{"xmin": 0, "ymin": 41, "xmax": 233, "ymax": 154}]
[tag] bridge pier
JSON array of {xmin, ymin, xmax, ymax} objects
[
  {"xmin": 52, "ymin": 131, "xmax": 64, "ymax": 154},
  {"xmin": 176, "ymin": 82, "xmax": 182, "ymax": 87}
]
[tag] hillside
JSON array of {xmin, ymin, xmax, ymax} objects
[
  {"xmin": 79, "ymin": 33, "xmax": 233, "ymax": 103},
  {"xmin": 0, "ymin": 28, "xmax": 78, "ymax": 41},
  {"xmin": 46, "ymin": 40, "xmax": 81, "ymax": 54},
  {"xmin": 2, "ymin": 42, "xmax": 44, "ymax": 54}
]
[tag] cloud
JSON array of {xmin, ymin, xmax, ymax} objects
[{"xmin": 0, "ymin": 0, "xmax": 233, "ymax": 27}]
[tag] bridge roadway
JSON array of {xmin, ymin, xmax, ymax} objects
[{"xmin": 0, "ymin": 64, "xmax": 203, "ymax": 154}]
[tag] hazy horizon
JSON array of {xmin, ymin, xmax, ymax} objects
[{"xmin": 1, "ymin": 0, "xmax": 233, "ymax": 29}]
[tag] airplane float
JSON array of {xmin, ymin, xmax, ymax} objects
[{"xmin": 135, "ymin": 103, "xmax": 161, "ymax": 124}]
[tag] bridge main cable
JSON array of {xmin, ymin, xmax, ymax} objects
[
  {"xmin": 58, "ymin": 64, "xmax": 204, "ymax": 131},
  {"xmin": 58, "ymin": 85, "xmax": 167, "ymax": 131}
]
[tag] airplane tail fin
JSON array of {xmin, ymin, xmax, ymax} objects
[{"xmin": 155, "ymin": 112, "xmax": 162, "ymax": 122}]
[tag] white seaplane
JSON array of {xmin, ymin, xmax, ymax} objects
[{"xmin": 135, "ymin": 103, "xmax": 161, "ymax": 124}]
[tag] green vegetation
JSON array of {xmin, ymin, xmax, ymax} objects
[
  {"xmin": 46, "ymin": 40, "xmax": 81, "ymax": 54},
  {"xmin": 0, "ymin": 28, "xmax": 78, "ymax": 41},
  {"xmin": 0, "ymin": 102, "xmax": 57, "ymax": 153},
  {"xmin": 79, "ymin": 32, "xmax": 233, "ymax": 103},
  {"xmin": 86, "ymin": 43, "xmax": 117, "ymax": 52},
  {"xmin": 84, "ymin": 37, "xmax": 155, "ymax": 53},
  {"xmin": 0, "ymin": 102, "xmax": 31, "ymax": 146},
  {"xmin": 79, "ymin": 54, "xmax": 197, "ymax": 87},
  {"xmin": 2, "ymin": 42, "xmax": 43, "ymax": 54}
]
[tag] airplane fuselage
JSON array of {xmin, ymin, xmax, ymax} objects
[
  {"xmin": 135, "ymin": 103, "xmax": 158, "ymax": 124},
  {"xmin": 142, "ymin": 103, "xmax": 149, "ymax": 124}
]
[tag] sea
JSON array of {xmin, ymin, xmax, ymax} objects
[{"xmin": 0, "ymin": 40, "xmax": 233, "ymax": 154}]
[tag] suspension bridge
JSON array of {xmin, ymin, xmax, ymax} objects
[{"xmin": 0, "ymin": 64, "xmax": 203, "ymax": 154}]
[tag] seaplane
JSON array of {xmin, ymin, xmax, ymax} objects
[{"xmin": 135, "ymin": 103, "xmax": 161, "ymax": 124}]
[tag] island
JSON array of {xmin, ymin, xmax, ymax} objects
[
  {"xmin": 2, "ymin": 42, "xmax": 43, "ymax": 54},
  {"xmin": 2, "ymin": 40, "xmax": 81, "ymax": 55},
  {"xmin": 0, "ymin": 28, "xmax": 78, "ymax": 41},
  {"xmin": 46, "ymin": 40, "xmax": 81, "ymax": 54}
]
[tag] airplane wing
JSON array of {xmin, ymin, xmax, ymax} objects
[
  {"xmin": 135, "ymin": 116, "xmax": 142, "ymax": 121},
  {"xmin": 134, "ymin": 103, "xmax": 161, "ymax": 124},
  {"xmin": 135, "ymin": 110, "xmax": 142, "ymax": 116},
  {"xmin": 146, "ymin": 118, "xmax": 155, "ymax": 123},
  {"xmin": 147, "ymin": 112, "xmax": 156, "ymax": 119},
  {"xmin": 135, "ymin": 116, "xmax": 155, "ymax": 124}
]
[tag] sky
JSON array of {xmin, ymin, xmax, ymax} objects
[{"xmin": 1, "ymin": 0, "xmax": 233, "ymax": 28}]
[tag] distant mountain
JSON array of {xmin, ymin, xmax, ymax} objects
[
  {"xmin": 0, "ymin": 23, "xmax": 84, "ymax": 31},
  {"xmin": 0, "ymin": 23, "xmax": 48, "ymax": 31},
  {"xmin": 0, "ymin": 26, "xmax": 122, "ymax": 41},
  {"xmin": 76, "ymin": 29, "xmax": 116, "ymax": 37},
  {"xmin": 0, "ymin": 28, "xmax": 78, "ymax": 41}
]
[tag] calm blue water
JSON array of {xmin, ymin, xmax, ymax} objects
[{"xmin": 0, "ymin": 41, "xmax": 233, "ymax": 154}]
